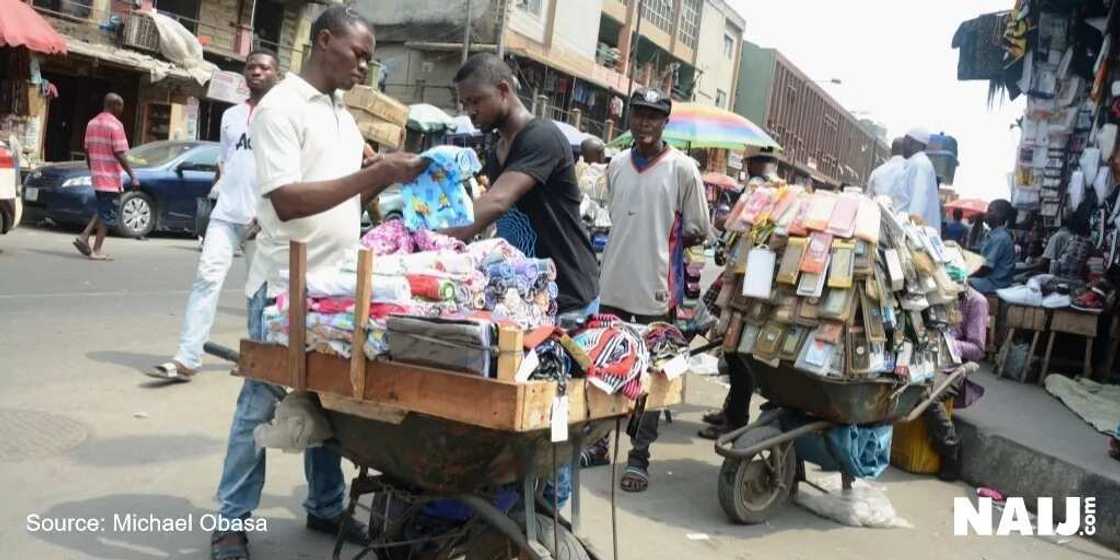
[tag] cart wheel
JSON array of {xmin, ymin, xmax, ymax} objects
[
  {"xmin": 717, "ymin": 425, "xmax": 797, "ymax": 525},
  {"xmin": 465, "ymin": 513, "xmax": 590, "ymax": 560}
]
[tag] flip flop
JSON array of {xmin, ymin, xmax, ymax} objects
[
  {"xmin": 88, "ymin": 253, "xmax": 113, "ymax": 261},
  {"xmin": 147, "ymin": 362, "xmax": 197, "ymax": 383},
  {"xmin": 620, "ymin": 466, "xmax": 649, "ymax": 493},
  {"xmin": 73, "ymin": 238, "xmax": 92, "ymax": 257}
]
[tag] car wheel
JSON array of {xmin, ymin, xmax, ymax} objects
[{"xmin": 116, "ymin": 191, "xmax": 155, "ymax": 238}]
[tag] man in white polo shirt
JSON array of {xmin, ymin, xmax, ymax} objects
[
  {"xmin": 149, "ymin": 49, "xmax": 279, "ymax": 382},
  {"xmin": 600, "ymin": 88, "xmax": 710, "ymax": 493},
  {"xmin": 208, "ymin": 7, "xmax": 425, "ymax": 560}
]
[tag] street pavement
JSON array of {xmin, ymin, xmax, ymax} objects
[{"xmin": 0, "ymin": 225, "xmax": 1116, "ymax": 560}]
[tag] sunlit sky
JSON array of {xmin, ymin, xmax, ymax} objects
[{"xmin": 730, "ymin": 0, "xmax": 1023, "ymax": 202}]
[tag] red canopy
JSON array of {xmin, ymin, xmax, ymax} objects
[{"xmin": 0, "ymin": 0, "xmax": 68, "ymax": 55}]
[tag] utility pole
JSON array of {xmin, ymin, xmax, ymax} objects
[
  {"xmin": 461, "ymin": 0, "xmax": 472, "ymax": 63},
  {"xmin": 496, "ymin": 0, "xmax": 509, "ymax": 57},
  {"xmin": 623, "ymin": 0, "xmax": 644, "ymax": 129}
]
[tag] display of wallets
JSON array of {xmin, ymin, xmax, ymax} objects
[
  {"xmin": 742, "ymin": 247, "xmax": 777, "ymax": 299},
  {"xmin": 883, "ymin": 249, "xmax": 905, "ymax": 291},
  {"xmin": 771, "ymin": 188, "xmax": 801, "ymax": 226},
  {"xmin": 854, "ymin": 197, "xmax": 881, "ymax": 245},
  {"xmin": 795, "ymin": 330, "xmax": 836, "ymax": 376},
  {"xmin": 816, "ymin": 321, "xmax": 844, "ymax": 344},
  {"xmin": 800, "ymin": 231, "xmax": 834, "ymax": 274},
  {"xmin": 861, "ymin": 291, "xmax": 887, "ymax": 343},
  {"xmin": 715, "ymin": 274, "xmax": 737, "ymax": 308},
  {"xmin": 853, "ymin": 240, "xmax": 873, "ymax": 277},
  {"xmin": 827, "ymin": 194, "xmax": 860, "ymax": 238},
  {"xmin": 773, "ymin": 290, "xmax": 799, "ymax": 323},
  {"xmin": 753, "ymin": 321, "xmax": 787, "ymax": 361},
  {"xmin": 805, "ymin": 191, "xmax": 837, "ymax": 231},
  {"xmin": 737, "ymin": 323, "xmax": 762, "ymax": 355},
  {"xmin": 780, "ymin": 326, "xmax": 808, "ymax": 361},
  {"xmin": 788, "ymin": 195, "xmax": 813, "ymax": 236},
  {"xmin": 819, "ymin": 287, "xmax": 854, "ymax": 321},
  {"xmin": 797, "ymin": 256, "xmax": 830, "ymax": 298},
  {"xmin": 724, "ymin": 196, "xmax": 752, "ymax": 232},
  {"xmin": 777, "ymin": 237, "xmax": 807, "ymax": 285},
  {"xmin": 797, "ymin": 296, "xmax": 821, "ymax": 324},
  {"xmin": 847, "ymin": 327, "xmax": 872, "ymax": 376},
  {"xmin": 827, "ymin": 241, "xmax": 856, "ymax": 288},
  {"xmin": 745, "ymin": 300, "xmax": 770, "ymax": 325},
  {"xmin": 911, "ymin": 250, "xmax": 936, "ymax": 275},
  {"xmin": 741, "ymin": 187, "xmax": 777, "ymax": 225}
]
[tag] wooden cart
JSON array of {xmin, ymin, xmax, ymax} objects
[{"xmin": 234, "ymin": 242, "xmax": 684, "ymax": 560}]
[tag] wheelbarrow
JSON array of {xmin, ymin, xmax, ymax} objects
[
  {"xmin": 712, "ymin": 360, "xmax": 977, "ymax": 524},
  {"xmin": 205, "ymin": 342, "xmax": 627, "ymax": 560}
]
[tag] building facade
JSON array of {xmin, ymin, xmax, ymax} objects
[
  {"xmin": 14, "ymin": 0, "xmax": 318, "ymax": 166},
  {"xmin": 361, "ymin": 0, "xmax": 744, "ymax": 141},
  {"xmin": 692, "ymin": 0, "xmax": 742, "ymax": 110},
  {"xmin": 734, "ymin": 40, "xmax": 889, "ymax": 188}
]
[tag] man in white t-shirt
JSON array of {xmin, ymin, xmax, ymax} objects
[
  {"xmin": 206, "ymin": 8, "xmax": 425, "ymax": 559},
  {"xmin": 868, "ymin": 137, "xmax": 906, "ymax": 202},
  {"xmin": 149, "ymin": 49, "xmax": 280, "ymax": 382},
  {"xmin": 600, "ymin": 88, "xmax": 710, "ymax": 493},
  {"xmin": 899, "ymin": 127, "xmax": 942, "ymax": 231}
]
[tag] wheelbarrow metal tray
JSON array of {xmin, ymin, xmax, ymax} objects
[
  {"xmin": 239, "ymin": 340, "xmax": 683, "ymax": 432},
  {"xmin": 747, "ymin": 358, "xmax": 927, "ymax": 425},
  {"xmin": 327, "ymin": 410, "xmax": 616, "ymax": 493}
]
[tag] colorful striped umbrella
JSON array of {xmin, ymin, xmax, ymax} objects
[{"xmin": 607, "ymin": 102, "xmax": 781, "ymax": 152}]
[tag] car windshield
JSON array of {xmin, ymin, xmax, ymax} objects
[{"xmin": 125, "ymin": 142, "xmax": 195, "ymax": 168}]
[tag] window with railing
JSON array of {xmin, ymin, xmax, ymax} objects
[
  {"xmin": 641, "ymin": 0, "xmax": 674, "ymax": 34},
  {"xmin": 32, "ymin": 0, "xmax": 93, "ymax": 20},
  {"xmin": 678, "ymin": 0, "xmax": 701, "ymax": 49},
  {"xmin": 154, "ymin": 0, "xmax": 200, "ymax": 34}
]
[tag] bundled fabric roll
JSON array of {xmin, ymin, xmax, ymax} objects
[
  {"xmin": 574, "ymin": 315, "xmax": 650, "ymax": 400},
  {"xmin": 408, "ymin": 274, "xmax": 457, "ymax": 301}
]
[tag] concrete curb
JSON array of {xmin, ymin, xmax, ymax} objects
[{"xmin": 956, "ymin": 418, "xmax": 1119, "ymax": 552}]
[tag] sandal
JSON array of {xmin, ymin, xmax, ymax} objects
[
  {"xmin": 211, "ymin": 530, "xmax": 249, "ymax": 560},
  {"xmin": 701, "ymin": 409, "xmax": 727, "ymax": 426},
  {"xmin": 147, "ymin": 361, "xmax": 197, "ymax": 383},
  {"xmin": 72, "ymin": 238, "xmax": 92, "ymax": 257},
  {"xmin": 697, "ymin": 424, "xmax": 732, "ymax": 440},
  {"xmin": 88, "ymin": 253, "xmax": 113, "ymax": 261},
  {"xmin": 620, "ymin": 466, "xmax": 649, "ymax": 493}
]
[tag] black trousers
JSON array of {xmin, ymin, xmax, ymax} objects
[
  {"xmin": 922, "ymin": 379, "xmax": 961, "ymax": 455},
  {"xmin": 723, "ymin": 354, "xmax": 755, "ymax": 429}
]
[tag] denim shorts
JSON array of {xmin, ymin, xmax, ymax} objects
[{"xmin": 94, "ymin": 190, "xmax": 120, "ymax": 226}]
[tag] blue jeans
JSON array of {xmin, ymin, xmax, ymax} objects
[
  {"xmin": 541, "ymin": 298, "xmax": 600, "ymax": 507},
  {"xmin": 215, "ymin": 284, "xmax": 346, "ymax": 522},
  {"xmin": 174, "ymin": 219, "xmax": 245, "ymax": 370}
]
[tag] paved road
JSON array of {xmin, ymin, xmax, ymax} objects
[{"xmin": 0, "ymin": 226, "xmax": 1115, "ymax": 560}]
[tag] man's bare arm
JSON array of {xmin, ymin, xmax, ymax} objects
[
  {"xmin": 268, "ymin": 154, "xmax": 424, "ymax": 222},
  {"xmin": 441, "ymin": 170, "xmax": 535, "ymax": 240}
]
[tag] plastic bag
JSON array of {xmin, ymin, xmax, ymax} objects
[
  {"xmin": 253, "ymin": 391, "xmax": 333, "ymax": 452},
  {"xmin": 794, "ymin": 476, "xmax": 913, "ymax": 529}
]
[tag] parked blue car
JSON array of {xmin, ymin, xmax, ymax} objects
[{"xmin": 22, "ymin": 140, "xmax": 220, "ymax": 238}]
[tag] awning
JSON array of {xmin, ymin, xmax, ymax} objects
[
  {"xmin": 65, "ymin": 37, "xmax": 202, "ymax": 84},
  {"xmin": 0, "ymin": 0, "xmax": 67, "ymax": 55}
]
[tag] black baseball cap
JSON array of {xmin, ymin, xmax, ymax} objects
[{"xmin": 630, "ymin": 87, "xmax": 672, "ymax": 116}]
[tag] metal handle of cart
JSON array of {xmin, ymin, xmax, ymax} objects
[{"xmin": 713, "ymin": 362, "xmax": 979, "ymax": 460}]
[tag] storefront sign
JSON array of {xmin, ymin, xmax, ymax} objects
[{"xmin": 206, "ymin": 70, "xmax": 249, "ymax": 105}]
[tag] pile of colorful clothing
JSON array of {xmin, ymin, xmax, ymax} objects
[{"xmin": 261, "ymin": 223, "xmax": 560, "ymax": 361}]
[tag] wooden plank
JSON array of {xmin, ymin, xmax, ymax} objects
[
  {"xmin": 349, "ymin": 249, "xmax": 373, "ymax": 398},
  {"xmin": 320, "ymin": 393, "xmax": 407, "ymax": 424},
  {"xmin": 496, "ymin": 326, "xmax": 524, "ymax": 382},
  {"xmin": 1050, "ymin": 309, "xmax": 1099, "ymax": 337},
  {"xmin": 239, "ymin": 341, "xmax": 685, "ymax": 432},
  {"xmin": 288, "ymin": 241, "xmax": 308, "ymax": 390}
]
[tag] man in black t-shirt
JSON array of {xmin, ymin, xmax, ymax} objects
[{"xmin": 445, "ymin": 54, "xmax": 599, "ymax": 317}]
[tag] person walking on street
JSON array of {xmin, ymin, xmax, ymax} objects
[
  {"xmin": 208, "ymin": 7, "xmax": 426, "ymax": 560},
  {"xmin": 600, "ymin": 88, "xmax": 710, "ymax": 493},
  {"xmin": 148, "ymin": 50, "xmax": 280, "ymax": 382},
  {"xmin": 73, "ymin": 93, "xmax": 139, "ymax": 260},
  {"xmin": 899, "ymin": 128, "xmax": 942, "ymax": 231}
]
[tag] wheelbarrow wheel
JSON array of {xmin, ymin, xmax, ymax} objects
[
  {"xmin": 464, "ymin": 513, "xmax": 590, "ymax": 560},
  {"xmin": 718, "ymin": 424, "xmax": 797, "ymax": 525}
]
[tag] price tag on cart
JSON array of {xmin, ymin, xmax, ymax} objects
[
  {"xmin": 660, "ymin": 354, "xmax": 689, "ymax": 380},
  {"xmin": 550, "ymin": 395, "xmax": 569, "ymax": 442}
]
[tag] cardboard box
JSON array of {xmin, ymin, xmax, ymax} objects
[
  {"xmin": 344, "ymin": 86, "xmax": 409, "ymax": 128},
  {"xmin": 354, "ymin": 113, "xmax": 404, "ymax": 148}
]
